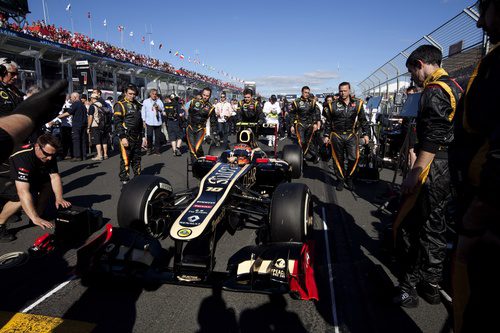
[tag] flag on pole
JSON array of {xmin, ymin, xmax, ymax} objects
[
  {"xmin": 65, "ymin": 4, "xmax": 71, "ymax": 11},
  {"xmin": 129, "ymin": 31, "xmax": 134, "ymax": 37},
  {"xmin": 118, "ymin": 25, "xmax": 124, "ymax": 32},
  {"xmin": 174, "ymin": 51, "xmax": 179, "ymax": 56},
  {"xmin": 141, "ymin": 36, "xmax": 145, "ymax": 43},
  {"xmin": 87, "ymin": 12, "xmax": 91, "ymax": 19},
  {"xmin": 179, "ymin": 54, "xmax": 185, "ymax": 60},
  {"xmin": 150, "ymin": 40, "xmax": 155, "ymax": 46},
  {"xmin": 103, "ymin": 19, "xmax": 107, "ymax": 27},
  {"xmin": 159, "ymin": 43, "xmax": 163, "ymax": 50}
]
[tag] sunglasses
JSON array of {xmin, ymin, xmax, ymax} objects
[{"xmin": 39, "ymin": 145, "xmax": 57, "ymax": 157}]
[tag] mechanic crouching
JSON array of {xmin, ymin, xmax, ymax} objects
[
  {"xmin": 0, "ymin": 134, "xmax": 71, "ymax": 242},
  {"xmin": 289, "ymin": 86, "xmax": 322, "ymax": 164},
  {"xmin": 322, "ymin": 82, "xmax": 370, "ymax": 191}
]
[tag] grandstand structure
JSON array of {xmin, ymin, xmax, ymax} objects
[{"xmin": 0, "ymin": 4, "xmax": 242, "ymax": 101}]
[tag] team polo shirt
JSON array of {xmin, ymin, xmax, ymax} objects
[{"xmin": 9, "ymin": 144, "xmax": 58, "ymax": 186}]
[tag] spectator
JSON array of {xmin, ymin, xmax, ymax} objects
[
  {"xmin": 58, "ymin": 92, "xmax": 88, "ymax": 161},
  {"xmin": 87, "ymin": 93, "xmax": 109, "ymax": 160},
  {"xmin": 214, "ymin": 92, "xmax": 233, "ymax": 145},
  {"xmin": 141, "ymin": 89, "xmax": 164, "ymax": 155},
  {"xmin": 262, "ymin": 95, "xmax": 281, "ymax": 147}
]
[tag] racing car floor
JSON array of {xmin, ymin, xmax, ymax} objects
[{"xmin": 0, "ymin": 137, "xmax": 451, "ymax": 333}]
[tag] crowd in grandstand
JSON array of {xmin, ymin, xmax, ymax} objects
[{"xmin": 0, "ymin": 16, "xmax": 241, "ymax": 91}]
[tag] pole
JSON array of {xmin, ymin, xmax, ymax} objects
[
  {"xmin": 69, "ymin": 8, "xmax": 74, "ymax": 33},
  {"xmin": 89, "ymin": 15, "xmax": 93, "ymax": 39},
  {"xmin": 41, "ymin": 0, "xmax": 47, "ymax": 24},
  {"xmin": 44, "ymin": 0, "xmax": 50, "ymax": 24}
]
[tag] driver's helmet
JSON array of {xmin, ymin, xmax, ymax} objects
[{"xmin": 232, "ymin": 144, "xmax": 252, "ymax": 165}]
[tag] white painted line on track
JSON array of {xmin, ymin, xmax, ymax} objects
[
  {"xmin": 21, "ymin": 275, "xmax": 77, "ymax": 313},
  {"xmin": 321, "ymin": 206, "xmax": 340, "ymax": 333}
]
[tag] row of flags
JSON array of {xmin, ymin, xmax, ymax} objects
[{"xmin": 63, "ymin": 3, "xmax": 245, "ymax": 83}]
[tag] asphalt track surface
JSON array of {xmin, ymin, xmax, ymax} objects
[{"xmin": 0, "ymin": 136, "xmax": 452, "ymax": 333}]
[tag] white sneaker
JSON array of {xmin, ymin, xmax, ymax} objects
[{"xmin": 268, "ymin": 141, "xmax": 273, "ymax": 147}]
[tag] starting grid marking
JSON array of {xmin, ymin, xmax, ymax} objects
[{"xmin": 0, "ymin": 312, "xmax": 95, "ymax": 333}]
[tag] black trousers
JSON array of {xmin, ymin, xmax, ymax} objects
[
  {"xmin": 186, "ymin": 126, "xmax": 206, "ymax": 162},
  {"xmin": 295, "ymin": 122, "xmax": 318, "ymax": 160},
  {"xmin": 119, "ymin": 135, "xmax": 142, "ymax": 182},
  {"xmin": 72, "ymin": 126, "xmax": 87, "ymax": 159},
  {"xmin": 146, "ymin": 125, "xmax": 162, "ymax": 153},
  {"xmin": 60, "ymin": 126, "xmax": 73, "ymax": 158},
  {"xmin": 330, "ymin": 132, "xmax": 358, "ymax": 180},
  {"xmin": 397, "ymin": 158, "xmax": 450, "ymax": 290}
]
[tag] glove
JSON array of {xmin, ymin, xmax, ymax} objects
[{"xmin": 13, "ymin": 80, "xmax": 68, "ymax": 125}]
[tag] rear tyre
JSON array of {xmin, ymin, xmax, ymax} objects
[
  {"xmin": 282, "ymin": 144, "xmax": 303, "ymax": 179},
  {"xmin": 269, "ymin": 182, "xmax": 312, "ymax": 242},
  {"xmin": 117, "ymin": 175, "xmax": 173, "ymax": 238}
]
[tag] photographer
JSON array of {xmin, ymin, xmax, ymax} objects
[{"xmin": 141, "ymin": 89, "xmax": 164, "ymax": 155}]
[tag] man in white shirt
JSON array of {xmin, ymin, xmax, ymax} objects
[
  {"xmin": 262, "ymin": 95, "xmax": 281, "ymax": 147},
  {"xmin": 214, "ymin": 92, "xmax": 233, "ymax": 145},
  {"xmin": 141, "ymin": 89, "xmax": 164, "ymax": 155}
]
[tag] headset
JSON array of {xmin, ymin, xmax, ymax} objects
[{"xmin": 0, "ymin": 58, "xmax": 17, "ymax": 77}]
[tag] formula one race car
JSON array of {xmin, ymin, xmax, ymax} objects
[{"xmin": 76, "ymin": 141, "xmax": 318, "ymax": 299}]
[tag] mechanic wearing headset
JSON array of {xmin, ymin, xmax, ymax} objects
[
  {"xmin": 289, "ymin": 86, "xmax": 322, "ymax": 164},
  {"xmin": 323, "ymin": 82, "xmax": 370, "ymax": 191},
  {"xmin": 0, "ymin": 58, "xmax": 24, "ymax": 116},
  {"xmin": 185, "ymin": 87, "xmax": 217, "ymax": 161}
]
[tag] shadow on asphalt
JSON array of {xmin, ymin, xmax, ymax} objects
[
  {"xmin": 63, "ymin": 172, "xmax": 106, "ymax": 193},
  {"xmin": 141, "ymin": 163, "xmax": 165, "ymax": 176},
  {"xmin": 196, "ymin": 290, "xmax": 307, "ymax": 333},
  {"xmin": 310, "ymin": 191, "xmax": 422, "ymax": 332},
  {"xmin": 56, "ymin": 280, "xmax": 144, "ymax": 333}
]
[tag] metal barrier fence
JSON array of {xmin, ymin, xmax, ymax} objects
[{"xmin": 359, "ymin": 2, "xmax": 487, "ymax": 100}]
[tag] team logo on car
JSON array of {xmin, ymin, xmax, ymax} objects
[
  {"xmin": 275, "ymin": 258, "xmax": 286, "ymax": 269},
  {"xmin": 177, "ymin": 228, "xmax": 192, "ymax": 237},
  {"xmin": 187, "ymin": 215, "xmax": 200, "ymax": 223}
]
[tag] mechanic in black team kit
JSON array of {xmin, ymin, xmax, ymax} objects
[
  {"xmin": 0, "ymin": 58, "xmax": 24, "ymax": 116},
  {"xmin": 236, "ymin": 88, "xmax": 265, "ymax": 146},
  {"xmin": 113, "ymin": 84, "xmax": 143, "ymax": 185},
  {"xmin": 289, "ymin": 86, "xmax": 321, "ymax": 164},
  {"xmin": 0, "ymin": 134, "xmax": 71, "ymax": 241},
  {"xmin": 186, "ymin": 87, "xmax": 217, "ymax": 161},
  {"xmin": 323, "ymin": 82, "xmax": 370, "ymax": 191}
]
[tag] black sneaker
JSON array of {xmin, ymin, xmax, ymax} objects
[
  {"xmin": 345, "ymin": 178, "xmax": 355, "ymax": 191},
  {"xmin": 336, "ymin": 181, "xmax": 344, "ymax": 191},
  {"xmin": 418, "ymin": 282, "xmax": 441, "ymax": 304},
  {"xmin": 0, "ymin": 224, "xmax": 15, "ymax": 243},
  {"xmin": 312, "ymin": 156, "xmax": 320, "ymax": 164},
  {"xmin": 175, "ymin": 149, "xmax": 182, "ymax": 156},
  {"xmin": 393, "ymin": 287, "xmax": 419, "ymax": 308}
]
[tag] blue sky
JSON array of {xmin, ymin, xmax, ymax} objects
[{"xmin": 27, "ymin": 0, "xmax": 474, "ymax": 96}]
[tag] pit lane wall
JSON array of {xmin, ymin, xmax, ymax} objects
[
  {"xmin": 0, "ymin": 27, "xmax": 243, "ymax": 101},
  {"xmin": 359, "ymin": 2, "xmax": 486, "ymax": 116}
]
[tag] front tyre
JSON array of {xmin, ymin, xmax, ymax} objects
[
  {"xmin": 269, "ymin": 182, "xmax": 312, "ymax": 242},
  {"xmin": 117, "ymin": 175, "xmax": 173, "ymax": 238},
  {"xmin": 282, "ymin": 144, "xmax": 303, "ymax": 179}
]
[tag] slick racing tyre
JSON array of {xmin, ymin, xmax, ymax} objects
[
  {"xmin": 282, "ymin": 144, "xmax": 303, "ymax": 179},
  {"xmin": 269, "ymin": 182, "xmax": 312, "ymax": 242},
  {"xmin": 117, "ymin": 175, "xmax": 173, "ymax": 238}
]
